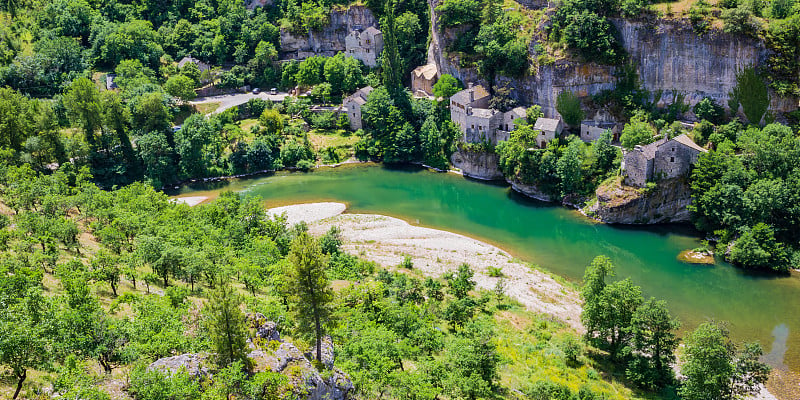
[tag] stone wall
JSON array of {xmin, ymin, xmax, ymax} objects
[
  {"xmin": 450, "ymin": 149, "xmax": 504, "ymax": 180},
  {"xmin": 654, "ymin": 141, "xmax": 700, "ymax": 181},
  {"xmin": 280, "ymin": 5, "xmax": 378, "ymax": 59}
]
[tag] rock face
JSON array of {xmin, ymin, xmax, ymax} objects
[
  {"xmin": 148, "ymin": 353, "xmax": 212, "ymax": 379},
  {"xmin": 451, "ymin": 149, "xmax": 504, "ymax": 180},
  {"xmin": 280, "ymin": 6, "xmax": 378, "ymax": 59},
  {"xmin": 507, "ymin": 178, "xmax": 559, "ymax": 202},
  {"xmin": 427, "ymin": 0, "xmax": 799, "ymax": 116},
  {"xmin": 148, "ymin": 317, "xmax": 353, "ymax": 400},
  {"xmin": 587, "ymin": 177, "xmax": 693, "ymax": 224}
]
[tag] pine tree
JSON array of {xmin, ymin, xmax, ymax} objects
[
  {"xmin": 206, "ymin": 279, "xmax": 249, "ymax": 368},
  {"xmin": 287, "ymin": 233, "xmax": 332, "ymax": 363},
  {"xmin": 380, "ymin": 0, "xmax": 411, "ymax": 117}
]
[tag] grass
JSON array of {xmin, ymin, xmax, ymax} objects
[
  {"xmin": 195, "ymin": 102, "xmax": 221, "ymax": 115},
  {"xmin": 308, "ymin": 130, "xmax": 359, "ymax": 150}
]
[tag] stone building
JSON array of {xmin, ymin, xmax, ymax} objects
[
  {"xmin": 411, "ymin": 64, "xmax": 438, "ymax": 97},
  {"xmin": 532, "ymin": 118, "xmax": 564, "ymax": 148},
  {"xmin": 579, "ymin": 121, "xmax": 616, "ymax": 142},
  {"xmin": 344, "ymin": 27, "xmax": 383, "ymax": 67},
  {"xmin": 449, "ymin": 85, "xmax": 527, "ymax": 145},
  {"xmin": 177, "ymin": 56, "xmax": 211, "ymax": 72},
  {"xmin": 623, "ymin": 133, "xmax": 707, "ymax": 187},
  {"xmin": 343, "ymin": 86, "xmax": 373, "ymax": 131}
]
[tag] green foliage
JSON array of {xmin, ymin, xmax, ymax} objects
[
  {"xmin": 625, "ymin": 298, "xmax": 679, "ymax": 390},
  {"xmin": 689, "ymin": 0, "xmax": 713, "ymax": 33},
  {"xmin": 435, "ymin": 0, "xmax": 482, "ymax": 28},
  {"xmin": 721, "ymin": 5, "xmax": 761, "ymax": 35},
  {"xmin": 556, "ymin": 91, "xmax": 584, "ymax": 127},
  {"xmin": 164, "ymin": 74, "xmax": 197, "ymax": 101},
  {"xmin": 730, "ymin": 67, "xmax": 769, "ymax": 125},
  {"xmin": 689, "ymin": 122, "xmax": 799, "ymax": 272},
  {"xmin": 287, "ymin": 233, "xmax": 332, "ymax": 362},
  {"xmin": 445, "ymin": 263, "xmax": 476, "ymax": 299},
  {"xmin": 620, "ymin": 112, "xmax": 657, "ymax": 150},
  {"xmin": 679, "ymin": 322, "xmax": 770, "ymax": 400},
  {"xmin": 205, "ymin": 280, "xmax": 249, "ymax": 369},
  {"xmin": 432, "ymin": 74, "xmax": 462, "ymax": 100},
  {"xmin": 693, "ymin": 97, "xmax": 726, "ymax": 125}
]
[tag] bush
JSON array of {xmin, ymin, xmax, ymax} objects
[
  {"xmin": 165, "ymin": 286, "xmax": 190, "ymax": 307},
  {"xmin": 693, "ymin": 97, "xmax": 725, "ymax": 124},
  {"xmin": 524, "ymin": 381, "xmax": 575, "ymax": 400},
  {"xmin": 487, "ymin": 266, "xmax": 503, "ymax": 277},
  {"xmin": 295, "ymin": 159, "xmax": 315, "ymax": 171},
  {"xmin": 561, "ymin": 11, "xmax": 621, "ymax": 64},
  {"xmin": 689, "ymin": 0, "xmax": 712, "ymax": 34},
  {"xmin": 721, "ymin": 5, "xmax": 760, "ymax": 35},
  {"xmin": 435, "ymin": 0, "xmax": 481, "ymax": 28},
  {"xmin": 400, "ymin": 255, "xmax": 414, "ymax": 269}
]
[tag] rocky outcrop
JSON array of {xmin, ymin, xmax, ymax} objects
[
  {"xmin": 147, "ymin": 316, "xmax": 353, "ymax": 400},
  {"xmin": 280, "ymin": 6, "xmax": 377, "ymax": 59},
  {"xmin": 148, "ymin": 353, "xmax": 213, "ymax": 379},
  {"xmin": 451, "ymin": 149, "xmax": 504, "ymax": 180},
  {"xmin": 586, "ymin": 177, "xmax": 693, "ymax": 224},
  {"xmin": 427, "ymin": 0, "xmax": 799, "ymax": 116},
  {"xmin": 507, "ymin": 179, "xmax": 559, "ymax": 202}
]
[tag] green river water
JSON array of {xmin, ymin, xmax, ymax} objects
[{"xmin": 174, "ymin": 164, "xmax": 800, "ymax": 372}]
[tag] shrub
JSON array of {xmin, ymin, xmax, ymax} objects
[
  {"xmin": 487, "ymin": 266, "xmax": 503, "ymax": 277},
  {"xmin": 295, "ymin": 159, "xmax": 315, "ymax": 171},
  {"xmin": 721, "ymin": 5, "xmax": 760, "ymax": 35},
  {"xmin": 693, "ymin": 97, "xmax": 725, "ymax": 124},
  {"xmin": 400, "ymin": 255, "xmax": 414, "ymax": 269},
  {"xmin": 524, "ymin": 381, "xmax": 575, "ymax": 400},
  {"xmin": 556, "ymin": 90, "xmax": 584, "ymax": 127}
]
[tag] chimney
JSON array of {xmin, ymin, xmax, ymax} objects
[{"xmin": 469, "ymin": 88, "xmax": 474, "ymax": 103}]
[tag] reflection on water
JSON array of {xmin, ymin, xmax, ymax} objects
[
  {"xmin": 173, "ymin": 164, "xmax": 800, "ymax": 372},
  {"xmin": 766, "ymin": 324, "xmax": 790, "ymax": 370}
]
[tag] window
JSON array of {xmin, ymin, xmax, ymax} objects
[
  {"xmin": 671, "ymin": 147, "xmax": 675, "ymax": 152},
  {"xmin": 471, "ymin": 124, "xmax": 475, "ymax": 129},
  {"xmin": 366, "ymin": 49, "xmax": 370, "ymax": 53},
  {"xmin": 670, "ymin": 157, "xmax": 675, "ymax": 162},
  {"xmin": 366, "ymin": 39, "xmax": 371, "ymax": 44}
]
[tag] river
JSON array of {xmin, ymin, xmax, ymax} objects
[{"xmin": 172, "ymin": 163, "xmax": 800, "ymax": 373}]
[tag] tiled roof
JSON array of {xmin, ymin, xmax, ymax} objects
[
  {"xmin": 450, "ymin": 85, "xmax": 490, "ymax": 105},
  {"xmin": 413, "ymin": 64, "xmax": 438, "ymax": 80},
  {"xmin": 533, "ymin": 118, "xmax": 561, "ymax": 132},
  {"xmin": 672, "ymin": 134, "xmax": 707, "ymax": 152}
]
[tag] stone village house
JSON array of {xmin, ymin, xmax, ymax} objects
[
  {"xmin": 343, "ymin": 86, "xmax": 373, "ymax": 131},
  {"xmin": 344, "ymin": 27, "xmax": 383, "ymax": 67},
  {"xmin": 532, "ymin": 118, "xmax": 563, "ymax": 148},
  {"xmin": 623, "ymin": 133, "xmax": 707, "ymax": 187},
  {"xmin": 411, "ymin": 63, "xmax": 438, "ymax": 97},
  {"xmin": 449, "ymin": 84, "xmax": 528, "ymax": 145}
]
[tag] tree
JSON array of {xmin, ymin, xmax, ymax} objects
[
  {"xmin": 728, "ymin": 223, "xmax": 790, "ymax": 272},
  {"xmin": 259, "ymin": 109, "xmax": 285, "ymax": 135},
  {"xmin": 91, "ymin": 250, "xmax": 121, "ymax": 297},
  {"xmin": 442, "ymin": 319, "xmax": 499, "ymax": 400},
  {"xmin": 581, "ymin": 256, "xmax": 643, "ymax": 360},
  {"xmin": 445, "ymin": 263, "xmax": 476, "ymax": 299},
  {"xmin": 164, "ymin": 74, "xmax": 197, "ymax": 102},
  {"xmin": 64, "ymin": 77, "xmax": 102, "ymax": 150},
  {"xmin": 132, "ymin": 92, "xmax": 171, "ymax": 135},
  {"xmin": 555, "ymin": 90, "xmax": 584, "ymax": 127},
  {"xmin": 287, "ymin": 233, "xmax": 332, "ymax": 362},
  {"xmin": 556, "ymin": 138, "xmax": 584, "ymax": 196},
  {"xmin": 730, "ymin": 67, "xmax": 769, "ymax": 125},
  {"xmin": 680, "ymin": 322, "xmax": 770, "ymax": 400},
  {"xmin": 625, "ymin": 298, "xmax": 680, "ymax": 390},
  {"xmin": 693, "ymin": 97, "xmax": 725, "ymax": 125},
  {"xmin": 620, "ymin": 112, "xmax": 657, "ymax": 150},
  {"xmin": 432, "ymin": 74, "xmax": 461, "ymax": 101},
  {"xmin": 381, "ymin": 0, "xmax": 411, "ymax": 116},
  {"xmin": 205, "ymin": 279, "xmax": 249, "ymax": 368},
  {"xmin": 0, "ymin": 290, "xmax": 50, "ymax": 399},
  {"xmin": 137, "ymin": 131, "xmax": 177, "ymax": 188}
]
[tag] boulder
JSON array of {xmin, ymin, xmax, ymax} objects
[
  {"xmin": 147, "ymin": 352, "xmax": 212, "ymax": 379},
  {"xmin": 249, "ymin": 313, "xmax": 282, "ymax": 342}
]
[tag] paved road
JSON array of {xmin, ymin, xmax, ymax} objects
[{"xmin": 190, "ymin": 91, "xmax": 290, "ymax": 114}]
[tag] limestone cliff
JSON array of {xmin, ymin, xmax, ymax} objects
[
  {"xmin": 586, "ymin": 177, "xmax": 693, "ymax": 224},
  {"xmin": 427, "ymin": 0, "xmax": 798, "ymax": 116},
  {"xmin": 280, "ymin": 6, "xmax": 377, "ymax": 59},
  {"xmin": 451, "ymin": 149, "xmax": 504, "ymax": 180}
]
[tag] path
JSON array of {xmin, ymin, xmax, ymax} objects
[{"xmin": 190, "ymin": 91, "xmax": 289, "ymax": 115}]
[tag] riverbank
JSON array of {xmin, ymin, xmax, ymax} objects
[{"xmin": 268, "ymin": 202, "xmax": 584, "ymax": 331}]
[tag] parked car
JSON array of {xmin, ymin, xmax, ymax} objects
[
  {"xmin": 252, "ymin": 88, "xmax": 260, "ymax": 94},
  {"xmin": 270, "ymin": 88, "xmax": 277, "ymax": 95}
]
